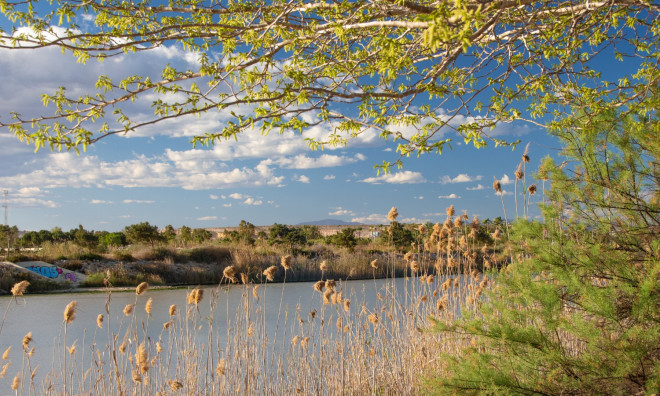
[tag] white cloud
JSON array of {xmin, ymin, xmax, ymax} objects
[
  {"xmin": 229, "ymin": 193, "xmax": 244, "ymax": 200},
  {"xmin": 120, "ymin": 215, "xmax": 133, "ymax": 218},
  {"xmin": 90, "ymin": 199, "xmax": 113, "ymax": 204},
  {"xmin": 360, "ymin": 171, "xmax": 426, "ymax": 184},
  {"xmin": 498, "ymin": 174, "xmax": 514, "ymax": 185},
  {"xmin": 466, "ymin": 184, "xmax": 485, "ymax": 191},
  {"xmin": 438, "ymin": 194, "xmax": 460, "ymax": 199},
  {"xmin": 295, "ymin": 175, "xmax": 310, "ymax": 183},
  {"xmin": 329, "ymin": 207, "xmax": 354, "ymax": 216},
  {"xmin": 440, "ymin": 174, "xmax": 483, "ymax": 184},
  {"xmin": 197, "ymin": 216, "xmax": 217, "ymax": 221},
  {"xmin": 270, "ymin": 153, "xmax": 366, "ymax": 169},
  {"xmin": 209, "ymin": 194, "xmax": 219, "ymax": 200},
  {"xmin": 323, "ymin": 174, "xmax": 336, "ymax": 180},
  {"xmin": 243, "ymin": 197, "xmax": 263, "ymax": 206},
  {"xmin": 350, "ymin": 213, "xmax": 390, "ymax": 224},
  {"xmin": 123, "ymin": 199, "xmax": 155, "ymax": 204},
  {"xmin": 223, "ymin": 203, "xmax": 232, "ymax": 208},
  {"xmin": 414, "ymin": 196, "xmax": 424, "ymax": 200}
]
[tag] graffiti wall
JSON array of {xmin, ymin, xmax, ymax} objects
[{"xmin": 25, "ymin": 265, "xmax": 78, "ymax": 282}]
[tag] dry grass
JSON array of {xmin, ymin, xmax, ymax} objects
[{"xmin": 1, "ymin": 208, "xmax": 505, "ymax": 395}]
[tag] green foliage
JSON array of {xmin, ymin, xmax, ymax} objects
[
  {"xmin": 327, "ymin": 228, "xmax": 358, "ymax": 250},
  {"xmin": 431, "ymin": 111, "xmax": 660, "ymax": 394},
  {"xmin": 381, "ymin": 221, "xmax": 414, "ymax": 252},
  {"xmin": 123, "ymin": 222, "xmax": 163, "ymax": 247},
  {"xmin": 268, "ymin": 223, "xmax": 307, "ymax": 249},
  {"xmin": 100, "ymin": 232, "xmax": 127, "ymax": 247},
  {"xmin": 2, "ymin": 1, "xmax": 657, "ymax": 171}
]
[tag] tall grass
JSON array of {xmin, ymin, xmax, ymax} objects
[{"xmin": 0, "ymin": 205, "xmax": 507, "ymax": 395}]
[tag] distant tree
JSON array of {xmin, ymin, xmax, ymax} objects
[
  {"xmin": 327, "ymin": 228, "xmax": 357, "ymax": 250},
  {"xmin": 123, "ymin": 222, "xmax": 162, "ymax": 247},
  {"xmin": 382, "ymin": 221, "xmax": 414, "ymax": 251},
  {"xmin": 19, "ymin": 231, "xmax": 40, "ymax": 248},
  {"xmin": 300, "ymin": 225, "xmax": 322, "ymax": 241},
  {"xmin": 102, "ymin": 232, "xmax": 127, "ymax": 247},
  {"xmin": 237, "ymin": 220, "xmax": 256, "ymax": 245},
  {"xmin": 268, "ymin": 223, "xmax": 306, "ymax": 250},
  {"xmin": 71, "ymin": 225, "xmax": 99, "ymax": 249},
  {"xmin": 0, "ymin": 225, "xmax": 19, "ymax": 256},
  {"xmin": 192, "ymin": 228, "xmax": 212, "ymax": 244},
  {"xmin": 178, "ymin": 225, "xmax": 192, "ymax": 247},
  {"xmin": 50, "ymin": 227, "xmax": 67, "ymax": 242},
  {"xmin": 162, "ymin": 225, "xmax": 176, "ymax": 243}
]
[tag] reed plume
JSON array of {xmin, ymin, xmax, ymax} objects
[
  {"xmin": 96, "ymin": 314, "xmax": 104, "ymax": 329},
  {"xmin": 2, "ymin": 346, "xmax": 10, "ymax": 360},
  {"xmin": 11, "ymin": 373, "xmax": 19, "ymax": 390},
  {"xmin": 123, "ymin": 304, "xmax": 134, "ymax": 316},
  {"xmin": 171, "ymin": 380, "xmax": 183, "ymax": 391},
  {"xmin": 313, "ymin": 281, "xmax": 325, "ymax": 292},
  {"xmin": 145, "ymin": 298, "xmax": 153, "ymax": 315},
  {"xmin": 319, "ymin": 260, "xmax": 328, "ymax": 272},
  {"xmin": 169, "ymin": 304, "xmax": 177, "ymax": 316},
  {"xmin": 223, "ymin": 265, "xmax": 238, "ymax": 283},
  {"xmin": 216, "ymin": 359, "xmax": 226, "ymax": 376},
  {"xmin": 370, "ymin": 259, "xmax": 379, "ymax": 269},
  {"xmin": 10, "ymin": 281, "xmax": 29, "ymax": 296},
  {"xmin": 22, "ymin": 332, "xmax": 32, "ymax": 350},
  {"xmin": 136, "ymin": 342, "xmax": 149, "ymax": 373},
  {"xmin": 446, "ymin": 205, "xmax": 455, "ymax": 217},
  {"xmin": 281, "ymin": 255, "xmax": 292, "ymax": 270},
  {"xmin": 63, "ymin": 301, "xmax": 77, "ymax": 324},
  {"xmin": 263, "ymin": 265, "xmax": 278, "ymax": 281},
  {"xmin": 187, "ymin": 288, "xmax": 203, "ymax": 305},
  {"xmin": 387, "ymin": 206, "xmax": 399, "ymax": 221},
  {"xmin": 0, "ymin": 362, "xmax": 9, "ymax": 378},
  {"xmin": 136, "ymin": 282, "xmax": 149, "ymax": 295}
]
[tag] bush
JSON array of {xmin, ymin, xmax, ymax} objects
[
  {"xmin": 113, "ymin": 251, "xmax": 135, "ymax": 262},
  {"xmin": 431, "ymin": 112, "xmax": 660, "ymax": 394},
  {"xmin": 187, "ymin": 247, "xmax": 231, "ymax": 264},
  {"xmin": 76, "ymin": 253, "xmax": 103, "ymax": 261}
]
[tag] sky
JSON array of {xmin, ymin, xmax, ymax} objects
[{"xmin": 0, "ymin": 26, "xmax": 562, "ymax": 233}]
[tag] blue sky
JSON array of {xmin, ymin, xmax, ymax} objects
[{"xmin": 0, "ymin": 27, "xmax": 560, "ymax": 232}]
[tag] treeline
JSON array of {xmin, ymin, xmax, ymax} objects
[{"xmin": 2, "ymin": 216, "xmax": 508, "ymax": 257}]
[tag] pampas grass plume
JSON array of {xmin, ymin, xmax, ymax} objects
[
  {"xmin": 123, "ymin": 304, "xmax": 134, "ymax": 316},
  {"xmin": 136, "ymin": 282, "xmax": 148, "ymax": 295},
  {"xmin": 387, "ymin": 207, "xmax": 398, "ymax": 221},
  {"xmin": 263, "ymin": 265, "xmax": 278, "ymax": 281},
  {"xmin": 281, "ymin": 255, "xmax": 292, "ymax": 270},
  {"xmin": 145, "ymin": 298, "xmax": 153, "ymax": 315},
  {"xmin": 63, "ymin": 301, "xmax": 77, "ymax": 324},
  {"xmin": 10, "ymin": 281, "xmax": 29, "ymax": 296}
]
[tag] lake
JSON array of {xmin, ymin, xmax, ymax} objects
[{"xmin": 0, "ymin": 275, "xmax": 457, "ymax": 394}]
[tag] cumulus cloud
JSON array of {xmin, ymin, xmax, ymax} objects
[
  {"xmin": 229, "ymin": 193, "xmax": 244, "ymax": 200},
  {"xmin": 123, "ymin": 199, "xmax": 155, "ymax": 204},
  {"xmin": 351, "ymin": 213, "xmax": 389, "ymax": 224},
  {"xmin": 209, "ymin": 194, "xmax": 219, "ymax": 200},
  {"xmin": 466, "ymin": 184, "xmax": 485, "ymax": 191},
  {"xmin": 360, "ymin": 171, "xmax": 426, "ymax": 184},
  {"xmin": 90, "ymin": 199, "xmax": 113, "ymax": 204},
  {"xmin": 243, "ymin": 197, "xmax": 263, "ymax": 206},
  {"xmin": 438, "ymin": 194, "xmax": 460, "ymax": 199},
  {"xmin": 269, "ymin": 153, "xmax": 366, "ymax": 169},
  {"xmin": 329, "ymin": 207, "xmax": 354, "ymax": 216},
  {"xmin": 197, "ymin": 216, "xmax": 217, "ymax": 221},
  {"xmin": 323, "ymin": 174, "xmax": 336, "ymax": 180},
  {"xmin": 498, "ymin": 174, "xmax": 514, "ymax": 185},
  {"xmin": 440, "ymin": 174, "xmax": 483, "ymax": 184},
  {"xmin": 295, "ymin": 175, "xmax": 310, "ymax": 183}
]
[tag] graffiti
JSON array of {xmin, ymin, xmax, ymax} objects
[{"xmin": 25, "ymin": 266, "xmax": 77, "ymax": 282}]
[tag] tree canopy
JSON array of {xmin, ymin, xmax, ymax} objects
[{"xmin": 1, "ymin": 0, "xmax": 658, "ymax": 170}]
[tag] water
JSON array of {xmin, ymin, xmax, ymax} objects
[{"xmin": 0, "ymin": 277, "xmax": 425, "ymax": 392}]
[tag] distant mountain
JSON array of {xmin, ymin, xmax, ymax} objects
[{"xmin": 297, "ymin": 219, "xmax": 359, "ymax": 226}]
